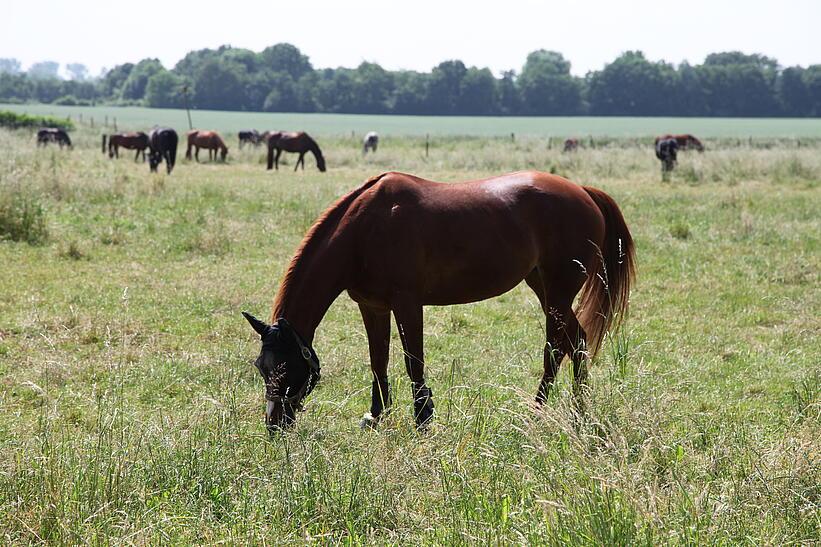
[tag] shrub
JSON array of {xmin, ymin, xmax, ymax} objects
[
  {"xmin": 0, "ymin": 110, "xmax": 75, "ymax": 130},
  {"xmin": 0, "ymin": 191, "xmax": 49, "ymax": 244}
]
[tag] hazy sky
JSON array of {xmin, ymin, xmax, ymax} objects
[{"xmin": 4, "ymin": 0, "xmax": 819, "ymax": 77}]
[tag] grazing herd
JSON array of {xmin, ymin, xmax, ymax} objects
[{"xmin": 39, "ymin": 125, "xmax": 703, "ymax": 178}]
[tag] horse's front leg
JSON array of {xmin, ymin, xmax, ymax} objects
[
  {"xmin": 392, "ymin": 299, "xmax": 434, "ymax": 428},
  {"xmin": 358, "ymin": 304, "xmax": 392, "ymax": 429},
  {"xmin": 295, "ymin": 152, "xmax": 304, "ymax": 171},
  {"xmin": 275, "ymin": 149, "xmax": 282, "ymax": 170}
]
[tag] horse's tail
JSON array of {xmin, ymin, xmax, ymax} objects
[
  {"xmin": 576, "ymin": 186, "xmax": 636, "ymax": 357},
  {"xmin": 266, "ymin": 138, "xmax": 274, "ymax": 170},
  {"xmin": 308, "ymin": 136, "xmax": 326, "ymax": 172},
  {"xmin": 102, "ymin": 134, "xmax": 107, "ymax": 154}
]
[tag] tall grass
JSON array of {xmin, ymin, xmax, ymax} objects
[{"xmin": 0, "ymin": 124, "xmax": 818, "ymax": 543}]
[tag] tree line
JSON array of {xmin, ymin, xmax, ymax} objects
[{"xmin": 0, "ymin": 46, "xmax": 819, "ymax": 117}]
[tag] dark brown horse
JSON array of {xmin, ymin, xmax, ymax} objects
[
  {"xmin": 655, "ymin": 134, "xmax": 704, "ymax": 152},
  {"xmin": 147, "ymin": 127, "xmax": 178, "ymax": 174},
  {"xmin": 238, "ymin": 130, "xmax": 261, "ymax": 148},
  {"xmin": 37, "ymin": 128, "xmax": 72, "ymax": 148},
  {"xmin": 105, "ymin": 132, "xmax": 149, "ymax": 160},
  {"xmin": 266, "ymin": 131, "xmax": 326, "ymax": 172},
  {"xmin": 186, "ymin": 130, "xmax": 228, "ymax": 162},
  {"xmin": 242, "ymin": 170, "xmax": 635, "ymax": 433},
  {"xmin": 655, "ymin": 138, "xmax": 679, "ymax": 174},
  {"xmin": 563, "ymin": 138, "xmax": 579, "ymax": 152}
]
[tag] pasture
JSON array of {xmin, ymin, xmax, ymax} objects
[
  {"xmin": 0, "ymin": 121, "xmax": 818, "ymax": 543},
  {"xmin": 4, "ymin": 102, "xmax": 821, "ymax": 138}
]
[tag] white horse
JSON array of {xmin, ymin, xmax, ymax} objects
[{"xmin": 363, "ymin": 131, "xmax": 379, "ymax": 154}]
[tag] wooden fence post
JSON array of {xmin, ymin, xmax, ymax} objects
[{"xmin": 425, "ymin": 134, "xmax": 429, "ymax": 158}]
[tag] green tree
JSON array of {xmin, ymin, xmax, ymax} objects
[
  {"xmin": 351, "ymin": 62, "xmax": 394, "ymax": 113},
  {"xmin": 777, "ymin": 67, "xmax": 808, "ymax": 116},
  {"xmin": 0, "ymin": 58, "xmax": 22, "ymax": 74},
  {"xmin": 392, "ymin": 71, "xmax": 429, "ymax": 114},
  {"xmin": 99, "ymin": 63, "xmax": 134, "ymax": 98},
  {"xmin": 66, "ymin": 63, "xmax": 88, "ymax": 81},
  {"xmin": 518, "ymin": 50, "xmax": 582, "ymax": 115},
  {"xmin": 427, "ymin": 60, "xmax": 467, "ymax": 114},
  {"xmin": 496, "ymin": 71, "xmax": 521, "ymax": 115},
  {"xmin": 803, "ymin": 65, "xmax": 821, "ymax": 116},
  {"xmin": 28, "ymin": 61, "xmax": 60, "ymax": 79},
  {"xmin": 260, "ymin": 44, "xmax": 312, "ymax": 79},
  {"xmin": 459, "ymin": 67, "xmax": 498, "ymax": 115},
  {"xmin": 193, "ymin": 59, "xmax": 246, "ymax": 110},
  {"xmin": 587, "ymin": 51, "xmax": 677, "ymax": 115},
  {"xmin": 145, "ymin": 70, "xmax": 184, "ymax": 108},
  {"xmin": 120, "ymin": 59, "xmax": 164, "ymax": 101}
]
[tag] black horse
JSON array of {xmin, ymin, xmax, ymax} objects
[
  {"xmin": 148, "ymin": 127, "xmax": 178, "ymax": 174},
  {"xmin": 37, "ymin": 128, "xmax": 72, "ymax": 148},
  {"xmin": 238, "ymin": 130, "xmax": 260, "ymax": 148},
  {"xmin": 655, "ymin": 138, "xmax": 679, "ymax": 174}
]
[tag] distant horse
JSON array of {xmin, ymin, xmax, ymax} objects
[
  {"xmin": 37, "ymin": 128, "xmax": 72, "ymax": 149},
  {"xmin": 655, "ymin": 134, "xmax": 704, "ymax": 152},
  {"xmin": 148, "ymin": 127, "xmax": 178, "ymax": 174},
  {"xmin": 239, "ymin": 130, "xmax": 261, "ymax": 148},
  {"xmin": 563, "ymin": 138, "xmax": 579, "ymax": 152},
  {"xmin": 266, "ymin": 131, "xmax": 326, "ymax": 172},
  {"xmin": 186, "ymin": 130, "xmax": 228, "ymax": 162},
  {"xmin": 363, "ymin": 131, "xmax": 379, "ymax": 154},
  {"xmin": 106, "ymin": 132, "xmax": 149, "ymax": 161},
  {"xmin": 242, "ymin": 170, "xmax": 635, "ymax": 432},
  {"xmin": 655, "ymin": 138, "xmax": 679, "ymax": 173}
]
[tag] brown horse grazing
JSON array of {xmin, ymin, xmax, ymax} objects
[
  {"xmin": 242, "ymin": 170, "xmax": 635, "ymax": 433},
  {"xmin": 106, "ymin": 132, "xmax": 149, "ymax": 161},
  {"xmin": 655, "ymin": 134, "xmax": 704, "ymax": 152},
  {"xmin": 266, "ymin": 131, "xmax": 326, "ymax": 172},
  {"xmin": 186, "ymin": 130, "xmax": 228, "ymax": 162},
  {"xmin": 37, "ymin": 128, "xmax": 72, "ymax": 148},
  {"xmin": 563, "ymin": 138, "xmax": 579, "ymax": 152}
]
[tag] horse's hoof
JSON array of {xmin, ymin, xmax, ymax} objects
[{"xmin": 359, "ymin": 412, "xmax": 380, "ymax": 430}]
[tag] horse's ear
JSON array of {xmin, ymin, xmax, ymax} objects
[{"xmin": 242, "ymin": 311, "xmax": 270, "ymax": 336}]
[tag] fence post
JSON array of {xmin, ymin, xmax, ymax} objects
[
  {"xmin": 105, "ymin": 115, "xmax": 108, "ymax": 127},
  {"xmin": 425, "ymin": 134, "xmax": 429, "ymax": 158},
  {"xmin": 511, "ymin": 132, "xmax": 515, "ymax": 142},
  {"xmin": 90, "ymin": 116, "xmax": 94, "ymax": 128},
  {"xmin": 114, "ymin": 117, "xmax": 117, "ymax": 131}
]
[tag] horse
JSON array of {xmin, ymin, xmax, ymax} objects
[
  {"xmin": 563, "ymin": 138, "xmax": 579, "ymax": 152},
  {"xmin": 242, "ymin": 170, "xmax": 635, "ymax": 433},
  {"xmin": 363, "ymin": 131, "xmax": 379, "ymax": 154},
  {"xmin": 186, "ymin": 130, "xmax": 228, "ymax": 162},
  {"xmin": 655, "ymin": 134, "xmax": 704, "ymax": 152},
  {"xmin": 36, "ymin": 128, "xmax": 72, "ymax": 149},
  {"xmin": 655, "ymin": 138, "xmax": 679, "ymax": 174},
  {"xmin": 147, "ymin": 127, "xmax": 178, "ymax": 174},
  {"xmin": 239, "ymin": 130, "xmax": 261, "ymax": 148},
  {"xmin": 106, "ymin": 132, "xmax": 149, "ymax": 161},
  {"xmin": 266, "ymin": 131, "xmax": 326, "ymax": 172}
]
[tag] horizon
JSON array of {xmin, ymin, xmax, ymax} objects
[{"xmin": 5, "ymin": 0, "xmax": 820, "ymax": 78}]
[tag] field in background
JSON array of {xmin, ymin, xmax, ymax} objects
[
  {"xmin": 4, "ymin": 102, "xmax": 821, "ymax": 138},
  {"xmin": 0, "ymin": 123, "xmax": 818, "ymax": 543}
]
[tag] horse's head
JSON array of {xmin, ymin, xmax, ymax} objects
[
  {"xmin": 242, "ymin": 312, "xmax": 320, "ymax": 434},
  {"xmin": 148, "ymin": 150, "xmax": 161, "ymax": 172},
  {"xmin": 221, "ymin": 147, "xmax": 228, "ymax": 161}
]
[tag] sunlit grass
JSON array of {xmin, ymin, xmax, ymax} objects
[{"xmin": 0, "ymin": 124, "xmax": 818, "ymax": 543}]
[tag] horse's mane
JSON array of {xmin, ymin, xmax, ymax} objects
[
  {"xmin": 306, "ymin": 134, "xmax": 323, "ymax": 159},
  {"xmin": 271, "ymin": 172, "xmax": 389, "ymax": 320}
]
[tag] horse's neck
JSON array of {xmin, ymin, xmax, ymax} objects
[{"xmin": 272, "ymin": 215, "xmax": 352, "ymax": 344}]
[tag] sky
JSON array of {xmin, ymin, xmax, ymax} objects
[{"xmin": 4, "ymin": 0, "xmax": 819, "ymax": 78}]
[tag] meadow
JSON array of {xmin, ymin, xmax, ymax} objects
[{"xmin": 0, "ymin": 119, "xmax": 818, "ymax": 544}]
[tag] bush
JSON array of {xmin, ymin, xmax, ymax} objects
[
  {"xmin": 53, "ymin": 95, "xmax": 94, "ymax": 107},
  {"xmin": 0, "ymin": 110, "xmax": 75, "ymax": 130},
  {"xmin": 0, "ymin": 191, "xmax": 49, "ymax": 245}
]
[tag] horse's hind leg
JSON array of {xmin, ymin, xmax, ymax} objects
[
  {"xmin": 392, "ymin": 298, "xmax": 434, "ymax": 428},
  {"xmin": 358, "ymin": 304, "xmax": 392, "ymax": 428},
  {"xmin": 527, "ymin": 268, "xmax": 588, "ymax": 403}
]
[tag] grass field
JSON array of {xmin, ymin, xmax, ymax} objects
[
  {"xmin": 0, "ymin": 122, "xmax": 819, "ymax": 543},
  {"xmin": 4, "ymin": 102, "xmax": 821, "ymax": 139}
]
